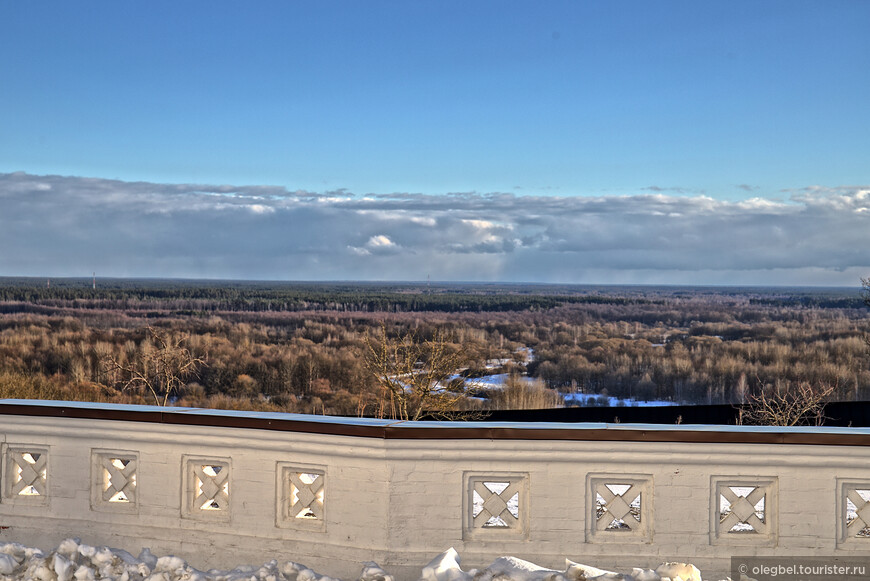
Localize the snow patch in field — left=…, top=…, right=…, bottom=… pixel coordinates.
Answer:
left=563, top=393, right=678, bottom=407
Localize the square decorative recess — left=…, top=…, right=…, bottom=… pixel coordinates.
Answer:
left=710, top=476, right=777, bottom=546
left=837, top=479, right=870, bottom=548
left=276, top=463, right=326, bottom=531
left=91, top=450, right=138, bottom=513
left=586, top=474, right=653, bottom=543
left=182, top=456, right=231, bottom=521
left=2, top=444, right=49, bottom=505
left=463, top=472, right=529, bottom=540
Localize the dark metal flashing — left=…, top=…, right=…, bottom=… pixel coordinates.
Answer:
left=3, top=401, right=870, bottom=446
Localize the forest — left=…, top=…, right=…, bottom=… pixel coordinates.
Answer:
left=0, top=277, right=868, bottom=418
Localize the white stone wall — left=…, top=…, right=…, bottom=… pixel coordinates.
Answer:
left=3, top=409, right=870, bottom=580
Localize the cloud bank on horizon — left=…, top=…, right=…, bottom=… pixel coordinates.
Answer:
left=2, top=172, right=868, bottom=286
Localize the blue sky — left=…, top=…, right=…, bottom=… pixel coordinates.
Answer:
left=1, top=1, right=869, bottom=284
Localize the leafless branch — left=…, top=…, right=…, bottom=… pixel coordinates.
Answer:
left=362, top=324, right=478, bottom=421
left=102, top=326, right=205, bottom=406
left=738, top=381, right=835, bottom=426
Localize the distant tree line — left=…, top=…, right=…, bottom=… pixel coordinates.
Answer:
left=0, top=281, right=641, bottom=314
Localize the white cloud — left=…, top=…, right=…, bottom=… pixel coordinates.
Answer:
left=1, top=172, right=869, bottom=285
left=462, top=219, right=496, bottom=229
left=348, top=235, right=401, bottom=257
left=366, top=235, right=396, bottom=249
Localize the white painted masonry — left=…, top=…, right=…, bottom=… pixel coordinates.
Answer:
left=2, top=400, right=870, bottom=580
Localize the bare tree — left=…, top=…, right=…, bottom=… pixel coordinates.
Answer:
left=738, top=381, right=835, bottom=426
left=362, top=325, right=476, bottom=421
left=103, top=326, right=205, bottom=406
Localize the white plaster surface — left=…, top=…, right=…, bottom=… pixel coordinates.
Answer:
left=2, top=401, right=870, bottom=580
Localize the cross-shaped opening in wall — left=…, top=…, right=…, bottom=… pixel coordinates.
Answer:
left=846, top=489, right=870, bottom=537
left=596, top=483, right=642, bottom=531
left=12, top=452, right=46, bottom=496
left=289, top=472, right=324, bottom=519
left=103, top=457, right=136, bottom=503
left=472, top=481, right=520, bottom=528
left=720, top=486, right=765, bottom=533
left=195, top=464, right=229, bottom=511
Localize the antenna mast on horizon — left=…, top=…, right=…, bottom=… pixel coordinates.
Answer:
left=93, top=272, right=96, bottom=290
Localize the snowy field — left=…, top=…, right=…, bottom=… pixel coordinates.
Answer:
left=0, top=539, right=717, bottom=581
left=562, top=393, right=678, bottom=407
left=464, top=374, right=679, bottom=408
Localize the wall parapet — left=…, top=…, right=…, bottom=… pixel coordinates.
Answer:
left=3, top=399, right=870, bottom=445
left=2, top=399, right=870, bottom=580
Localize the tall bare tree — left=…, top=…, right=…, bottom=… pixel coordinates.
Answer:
left=103, top=326, right=204, bottom=406
left=362, top=325, right=475, bottom=421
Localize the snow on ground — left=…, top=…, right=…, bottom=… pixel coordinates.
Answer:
left=483, top=359, right=511, bottom=370
left=456, top=372, right=678, bottom=407
left=0, top=539, right=721, bottom=581
left=467, top=374, right=537, bottom=390
left=562, top=393, right=679, bottom=407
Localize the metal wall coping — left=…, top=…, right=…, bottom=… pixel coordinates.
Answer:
left=3, top=399, right=870, bottom=445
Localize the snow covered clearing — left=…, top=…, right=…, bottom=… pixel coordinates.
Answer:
left=0, top=539, right=720, bottom=581
left=562, top=393, right=678, bottom=407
